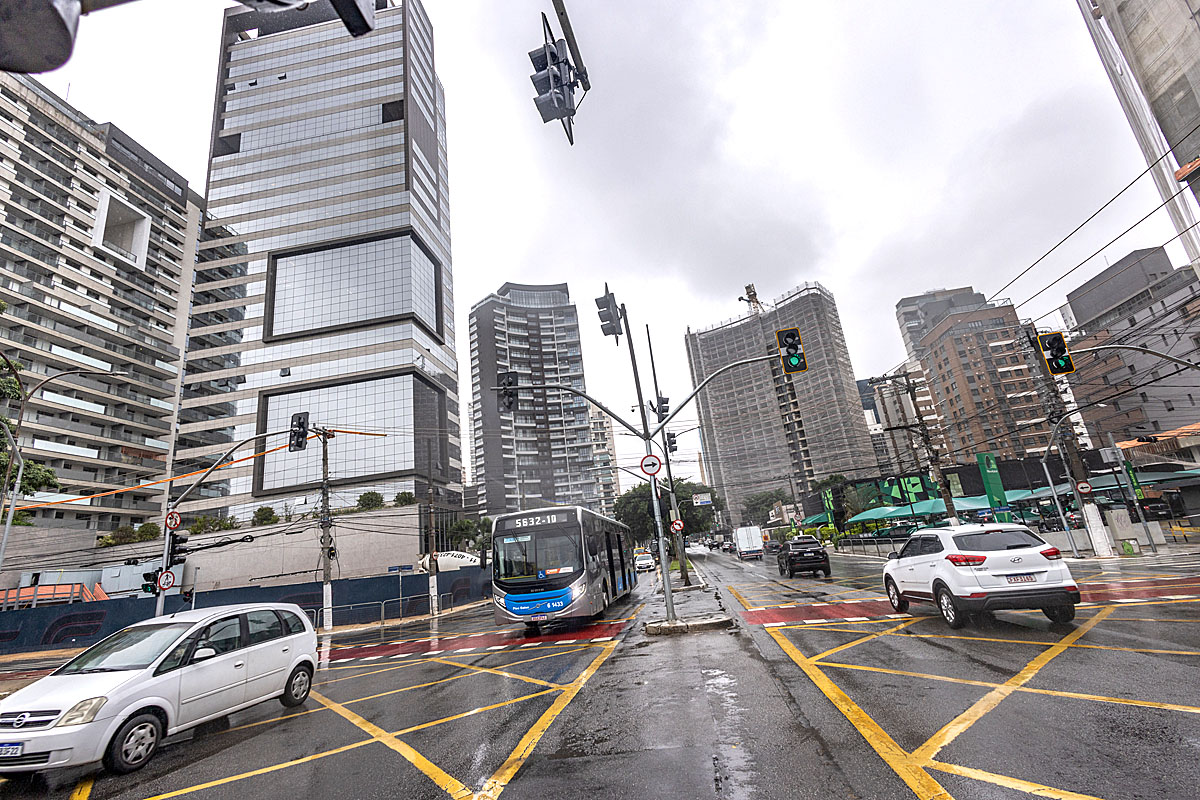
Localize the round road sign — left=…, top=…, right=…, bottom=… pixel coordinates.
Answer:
left=670, top=519, right=684, bottom=533
left=157, top=569, right=176, bottom=592
left=640, top=454, right=662, bottom=476
left=1076, top=481, right=1093, bottom=495
left=164, top=511, right=182, bottom=531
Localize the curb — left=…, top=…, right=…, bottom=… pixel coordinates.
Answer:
left=644, top=613, right=733, bottom=635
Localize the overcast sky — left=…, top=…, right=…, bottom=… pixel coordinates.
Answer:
left=32, top=0, right=1197, bottom=484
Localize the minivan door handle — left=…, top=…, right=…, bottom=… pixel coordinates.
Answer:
left=282, top=647, right=290, bottom=653
left=233, top=661, right=245, bottom=669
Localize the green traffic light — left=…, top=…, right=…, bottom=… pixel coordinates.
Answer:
left=788, top=355, right=801, bottom=366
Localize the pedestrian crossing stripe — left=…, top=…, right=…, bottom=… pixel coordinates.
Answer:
left=327, top=636, right=625, bottom=664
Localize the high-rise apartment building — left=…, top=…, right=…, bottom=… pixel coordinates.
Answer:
left=469, top=283, right=611, bottom=516
left=1079, top=0, right=1200, bottom=263
left=176, top=0, right=459, bottom=521
left=917, top=302, right=1053, bottom=460
left=1064, top=247, right=1200, bottom=443
left=685, top=283, right=875, bottom=527
left=590, top=409, right=619, bottom=517
left=0, top=74, right=199, bottom=532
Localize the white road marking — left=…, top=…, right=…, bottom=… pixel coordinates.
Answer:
left=359, top=656, right=382, bottom=661
left=454, top=648, right=477, bottom=653
left=520, top=642, right=539, bottom=647
left=764, top=622, right=785, bottom=627
left=486, top=645, right=508, bottom=650
left=591, top=636, right=614, bottom=642
left=390, top=653, right=411, bottom=659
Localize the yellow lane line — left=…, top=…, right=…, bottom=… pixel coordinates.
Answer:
left=766, top=628, right=952, bottom=800
left=223, top=706, right=324, bottom=735
left=426, top=652, right=582, bottom=691
left=817, top=660, right=1200, bottom=715
left=911, top=606, right=1113, bottom=764
left=68, top=777, right=93, bottom=800
left=1106, top=616, right=1200, bottom=623
left=776, top=617, right=932, bottom=630
left=389, top=688, right=558, bottom=737
left=727, top=585, right=753, bottom=610
left=808, top=619, right=922, bottom=663
left=890, top=631, right=1200, bottom=657
left=312, top=690, right=475, bottom=799
left=476, top=641, right=618, bottom=800
left=320, top=655, right=440, bottom=677
left=141, top=739, right=378, bottom=800
left=927, top=760, right=1106, bottom=800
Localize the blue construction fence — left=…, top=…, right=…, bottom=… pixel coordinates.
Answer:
left=0, top=566, right=492, bottom=656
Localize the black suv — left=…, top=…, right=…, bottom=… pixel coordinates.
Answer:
left=778, top=536, right=830, bottom=578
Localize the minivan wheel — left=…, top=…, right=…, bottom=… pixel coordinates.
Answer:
left=103, top=712, right=162, bottom=774
left=885, top=579, right=909, bottom=613
left=1043, top=605, right=1076, bottom=624
left=937, top=587, right=967, bottom=629
left=280, top=664, right=313, bottom=707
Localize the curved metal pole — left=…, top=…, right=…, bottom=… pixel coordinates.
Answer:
left=1073, top=344, right=1200, bottom=373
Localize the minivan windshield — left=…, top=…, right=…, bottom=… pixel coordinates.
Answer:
left=952, top=528, right=1044, bottom=552
left=58, top=622, right=195, bottom=675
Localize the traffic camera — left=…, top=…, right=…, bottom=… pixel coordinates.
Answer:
left=498, top=371, right=519, bottom=412
left=289, top=412, right=310, bottom=452
left=595, top=285, right=622, bottom=342
left=1037, top=332, right=1076, bottom=375
left=775, top=328, right=808, bottom=374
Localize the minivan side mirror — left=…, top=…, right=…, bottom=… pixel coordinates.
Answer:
left=887, top=552, right=899, bottom=560
left=192, top=646, right=218, bottom=663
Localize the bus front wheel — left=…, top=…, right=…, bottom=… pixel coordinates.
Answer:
left=524, top=622, right=540, bottom=635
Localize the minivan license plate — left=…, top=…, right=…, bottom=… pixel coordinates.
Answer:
left=1006, top=574, right=1036, bottom=584
left=530, top=614, right=549, bottom=621
left=0, top=743, right=23, bottom=757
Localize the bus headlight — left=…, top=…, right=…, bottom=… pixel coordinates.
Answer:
left=571, top=584, right=585, bottom=599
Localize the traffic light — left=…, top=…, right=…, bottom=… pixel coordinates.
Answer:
left=529, top=36, right=575, bottom=123
left=498, top=371, right=519, bottom=412
left=595, top=285, right=622, bottom=342
left=776, top=328, right=808, bottom=374
left=666, top=432, right=678, bottom=454
left=655, top=396, right=670, bottom=423
left=289, top=412, right=310, bottom=452
left=1038, top=332, right=1076, bottom=375
left=141, top=569, right=160, bottom=596
left=167, top=532, right=189, bottom=568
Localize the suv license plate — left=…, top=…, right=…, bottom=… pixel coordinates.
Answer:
left=530, top=614, right=549, bottom=621
left=1006, top=574, right=1036, bottom=584
left=0, top=743, right=23, bottom=757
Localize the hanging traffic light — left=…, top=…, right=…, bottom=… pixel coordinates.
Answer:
left=655, top=396, right=670, bottom=423
left=776, top=328, right=808, bottom=374
left=595, top=284, right=622, bottom=342
left=1038, top=332, right=1076, bottom=375
left=529, top=34, right=575, bottom=123
left=666, top=432, right=678, bottom=454
left=498, top=371, right=519, bottom=412
left=289, top=412, right=310, bottom=452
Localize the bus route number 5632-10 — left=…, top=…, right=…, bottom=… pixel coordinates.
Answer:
left=512, top=514, right=561, bottom=528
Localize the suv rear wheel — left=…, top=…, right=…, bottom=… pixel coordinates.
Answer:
left=1043, top=605, right=1076, bottom=624
left=936, top=587, right=966, bottom=629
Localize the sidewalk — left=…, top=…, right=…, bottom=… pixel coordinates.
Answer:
left=642, top=561, right=732, bottom=634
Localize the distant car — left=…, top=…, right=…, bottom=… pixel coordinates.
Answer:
left=764, top=541, right=782, bottom=555
left=634, top=554, right=655, bottom=572
left=721, top=541, right=735, bottom=553
left=871, top=524, right=917, bottom=539
left=779, top=536, right=830, bottom=578
left=882, top=524, right=1079, bottom=629
left=0, top=603, right=317, bottom=776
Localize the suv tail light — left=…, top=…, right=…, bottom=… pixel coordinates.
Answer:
left=945, top=553, right=987, bottom=566
left=1040, top=547, right=1062, bottom=560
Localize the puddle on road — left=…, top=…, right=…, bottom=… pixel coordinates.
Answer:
left=702, top=666, right=755, bottom=799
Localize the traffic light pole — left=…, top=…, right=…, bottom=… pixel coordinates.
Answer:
left=318, top=428, right=335, bottom=631
left=646, top=325, right=689, bottom=586
left=154, top=428, right=292, bottom=616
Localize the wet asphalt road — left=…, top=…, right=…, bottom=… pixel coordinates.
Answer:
left=1, top=545, right=1199, bottom=799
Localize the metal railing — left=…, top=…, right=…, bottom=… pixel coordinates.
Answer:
left=318, top=592, right=459, bottom=630
left=834, top=536, right=912, bottom=558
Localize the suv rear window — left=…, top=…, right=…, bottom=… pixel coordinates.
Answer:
left=953, top=528, right=1044, bottom=552
left=789, top=538, right=819, bottom=549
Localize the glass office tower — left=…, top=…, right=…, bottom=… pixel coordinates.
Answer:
left=175, top=0, right=459, bottom=521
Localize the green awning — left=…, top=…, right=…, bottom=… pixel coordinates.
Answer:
left=801, top=511, right=831, bottom=526
left=845, top=506, right=902, bottom=524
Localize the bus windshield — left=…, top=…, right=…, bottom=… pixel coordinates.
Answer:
left=494, top=525, right=582, bottom=584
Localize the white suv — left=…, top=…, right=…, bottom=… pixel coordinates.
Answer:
left=881, top=524, right=1080, bottom=628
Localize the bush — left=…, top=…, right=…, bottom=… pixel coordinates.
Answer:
left=110, top=525, right=138, bottom=545
left=394, top=491, right=417, bottom=507
left=358, top=491, right=384, bottom=511
left=253, top=506, right=279, bottom=526
left=136, top=522, right=160, bottom=540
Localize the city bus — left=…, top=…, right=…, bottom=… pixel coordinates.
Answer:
left=491, top=506, right=636, bottom=631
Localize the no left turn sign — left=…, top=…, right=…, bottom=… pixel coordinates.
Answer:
left=640, top=454, right=662, bottom=476
left=670, top=519, right=684, bottom=533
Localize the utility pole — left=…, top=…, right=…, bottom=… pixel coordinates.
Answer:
left=427, top=482, right=439, bottom=617
left=318, top=428, right=334, bottom=632
left=646, top=325, right=689, bottom=586
left=1107, top=432, right=1157, bottom=553
left=870, top=373, right=958, bottom=523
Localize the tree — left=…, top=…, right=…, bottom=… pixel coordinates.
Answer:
left=0, top=356, right=59, bottom=497
left=448, top=519, right=477, bottom=548
left=252, top=506, right=279, bottom=526
left=136, top=522, right=160, bottom=539
left=394, top=491, right=417, bottom=506
left=741, top=489, right=789, bottom=527
left=614, top=480, right=724, bottom=543
left=812, top=474, right=848, bottom=491
left=358, top=491, right=384, bottom=510
left=189, top=514, right=240, bottom=534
